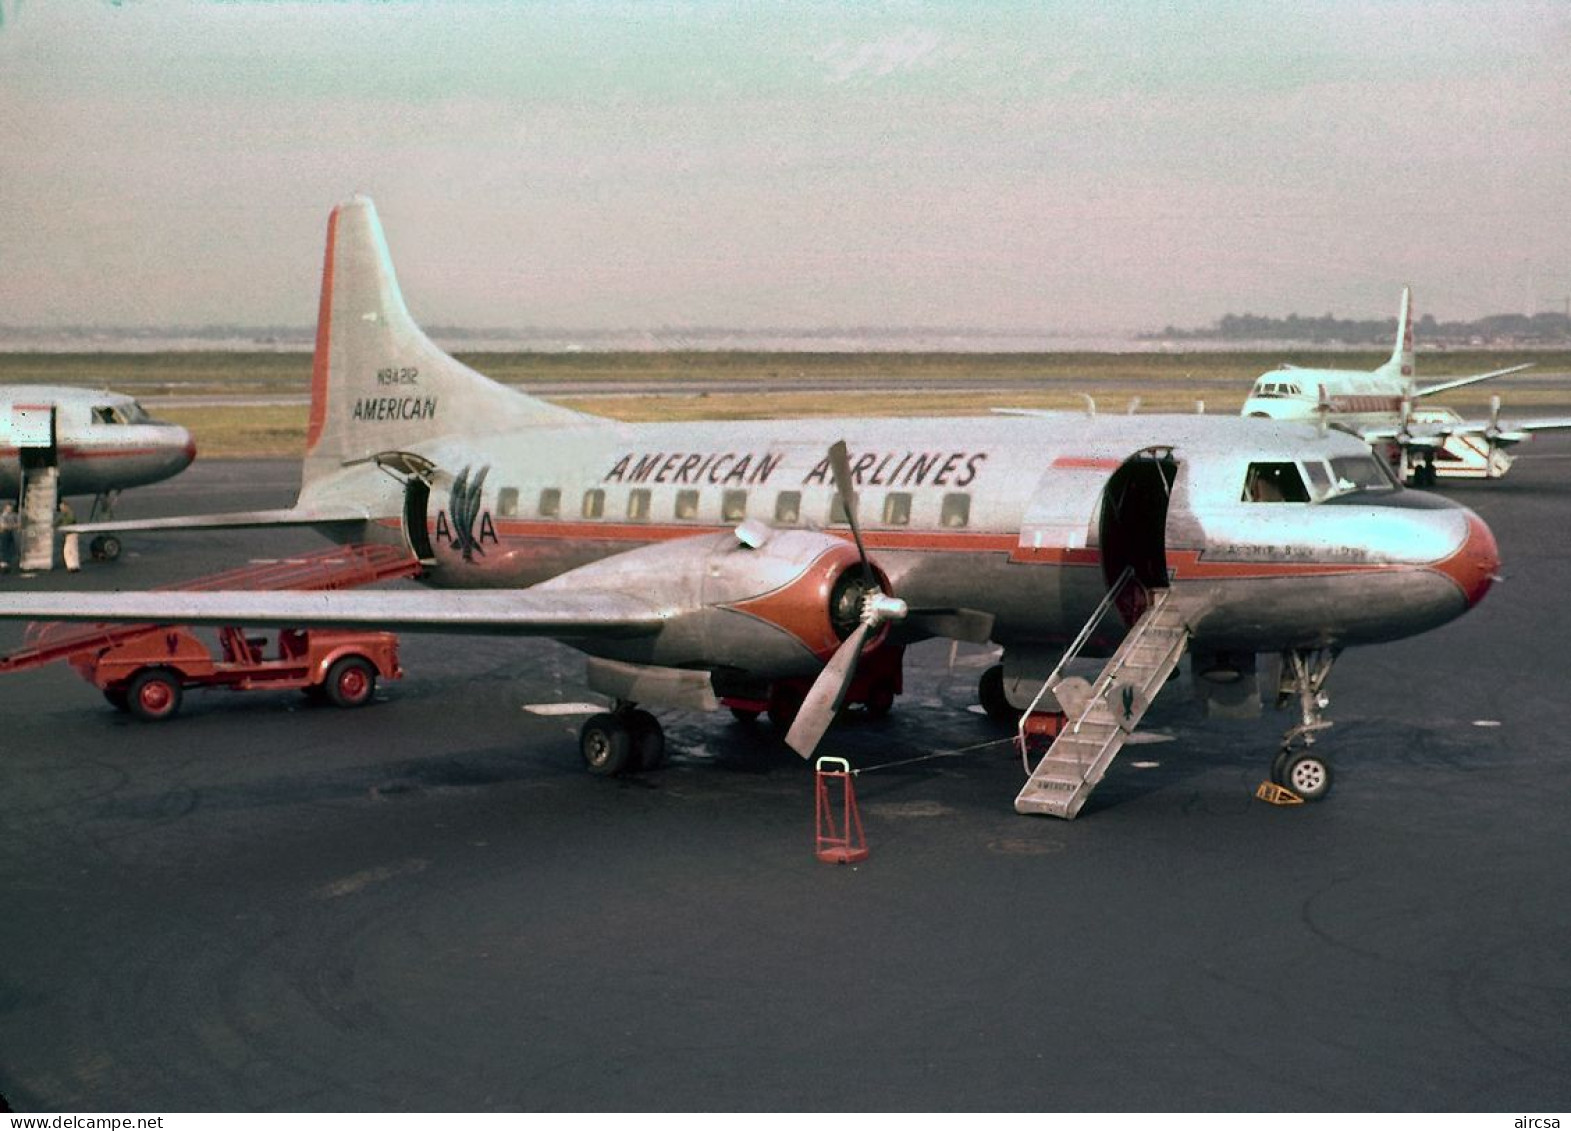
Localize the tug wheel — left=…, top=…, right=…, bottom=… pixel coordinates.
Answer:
left=128, top=669, right=182, bottom=722
left=324, top=656, right=377, bottom=708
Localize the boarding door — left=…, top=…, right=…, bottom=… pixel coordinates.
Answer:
left=1097, top=448, right=1178, bottom=623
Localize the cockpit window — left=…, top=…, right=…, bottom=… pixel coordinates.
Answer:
left=1301, top=460, right=1333, bottom=500
left=1251, top=381, right=1303, bottom=399
left=1242, top=462, right=1310, bottom=503
left=1328, top=454, right=1399, bottom=494
left=92, top=402, right=154, bottom=425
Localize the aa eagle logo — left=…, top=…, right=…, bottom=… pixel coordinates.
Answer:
left=434, top=464, right=498, bottom=561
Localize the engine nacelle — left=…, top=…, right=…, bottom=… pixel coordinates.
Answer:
left=531, top=526, right=889, bottom=678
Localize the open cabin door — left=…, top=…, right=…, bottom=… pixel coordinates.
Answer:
left=371, top=451, right=437, bottom=565
left=1098, top=447, right=1177, bottom=592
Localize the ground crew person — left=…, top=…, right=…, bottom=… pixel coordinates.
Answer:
left=0, top=502, right=17, bottom=572
left=57, top=499, right=80, bottom=573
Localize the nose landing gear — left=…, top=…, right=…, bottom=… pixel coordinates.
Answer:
left=1268, top=647, right=1341, bottom=801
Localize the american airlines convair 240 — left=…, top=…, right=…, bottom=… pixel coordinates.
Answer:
left=0, top=198, right=1502, bottom=818
left=1, top=385, right=196, bottom=561
left=1240, top=287, right=1571, bottom=486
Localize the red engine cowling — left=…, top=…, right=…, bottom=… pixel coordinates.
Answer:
left=531, top=527, right=892, bottom=678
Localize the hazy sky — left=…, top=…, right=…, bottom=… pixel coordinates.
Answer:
left=3, top=0, right=1569, bottom=335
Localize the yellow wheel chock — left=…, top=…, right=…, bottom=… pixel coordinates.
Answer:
left=1255, top=781, right=1304, bottom=806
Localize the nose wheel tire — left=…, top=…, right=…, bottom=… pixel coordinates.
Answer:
left=89, top=535, right=122, bottom=562
left=1276, top=750, right=1334, bottom=802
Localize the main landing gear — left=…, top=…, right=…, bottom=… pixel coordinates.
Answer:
left=579, top=703, right=668, bottom=777
left=1268, top=646, right=1341, bottom=801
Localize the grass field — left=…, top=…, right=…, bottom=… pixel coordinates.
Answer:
left=4, top=350, right=1568, bottom=458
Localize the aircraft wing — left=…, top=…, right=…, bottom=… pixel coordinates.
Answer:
left=0, top=588, right=666, bottom=639
left=1360, top=415, right=1571, bottom=448
left=64, top=506, right=376, bottom=537
left=1414, top=362, right=1534, bottom=398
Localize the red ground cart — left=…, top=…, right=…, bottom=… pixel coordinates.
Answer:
left=0, top=544, right=420, bottom=721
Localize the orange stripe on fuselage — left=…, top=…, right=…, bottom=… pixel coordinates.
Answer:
left=306, top=206, right=339, bottom=453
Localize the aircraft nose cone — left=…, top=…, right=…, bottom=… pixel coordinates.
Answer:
left=1435, top=511, right=1500, bottom=608
left=180, top=431, right=197, bottom=467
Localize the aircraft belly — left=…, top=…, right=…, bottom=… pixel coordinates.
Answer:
left=1182, top=570, right=1465, bottom=650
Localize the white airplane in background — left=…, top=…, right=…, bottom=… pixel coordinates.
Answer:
left=1, top=385, right=196, bottom=559
left=1240, top=287, right=1570, bottom=486
left=0, top=198, right=1502, bottom=818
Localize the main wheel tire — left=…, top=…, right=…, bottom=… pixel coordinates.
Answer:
left=128, top=669, right=182, bottom=722
left=324, top=656, right=377, bottom=708
left=1270, top=748, right=1291, bottom=785
left=627, top=709, right=667, bottom=771
left=580, top=713, right=633, bottom=776
left=767, top=686, right=802, bottom=731
left=863, top=684, right=896, bottom=719
left=978, top=664, right=1016, bottom=724
left=1281, top=750, right=1334, bottom=801
left=729, top=707, right=761, bottom=724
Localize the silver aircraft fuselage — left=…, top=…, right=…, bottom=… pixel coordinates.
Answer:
left=303, top=411, right=1497, bottom=660
left=0, top=385, right=196, bottom=497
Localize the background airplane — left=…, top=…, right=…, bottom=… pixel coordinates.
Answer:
left=1239, top=287, right=1570, bottom=485
left=0, top=384, right=196, bottom=563
left=1, top=198, right=1501, bottom=817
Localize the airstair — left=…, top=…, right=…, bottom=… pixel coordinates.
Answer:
left=18, top=465, right=60, bottom=571
left=1014, top=572, right=1199, bottom=819
left=0, top=544, right=421, bottom=674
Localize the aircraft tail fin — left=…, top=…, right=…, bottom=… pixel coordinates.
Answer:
left=303, top=196, right=599, bottom=489
left=1378, top=285, right=1415, bottom=387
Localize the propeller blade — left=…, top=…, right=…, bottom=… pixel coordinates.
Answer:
left=1489, top=394, right=1502, bottom=434
left=827, top=440, right=873, bottom=586
left=784, top=621, right=871, bottom=759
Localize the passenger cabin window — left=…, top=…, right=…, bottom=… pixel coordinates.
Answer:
left=582, top=489, right=605, bottom=519
left=721, top=490, right=747, bottom=522
left=627, top=489, right=652, bottom=521
left=675, top=489, right=700, bottom=520
left=1242, top=462, right=1310, bottom=503
left=775, top=491, right=801, bottom=525
left=829, top=491, right=857, bottom=525
left=538, top=488, right=561, bottom=518
left=497, top=487, right=519, bottom=518
left=882, top=492, right=912, bottom=526
left=940, top=493, right=971, bottom=528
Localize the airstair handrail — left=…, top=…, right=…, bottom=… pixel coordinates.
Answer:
left=1015, top=565, right=1141, bottom=758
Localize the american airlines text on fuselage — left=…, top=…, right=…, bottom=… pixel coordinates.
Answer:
left=602, top=450, right=989, bottom=489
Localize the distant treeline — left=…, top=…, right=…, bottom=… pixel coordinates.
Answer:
left=1147, top=311, right=1571, bottom=345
